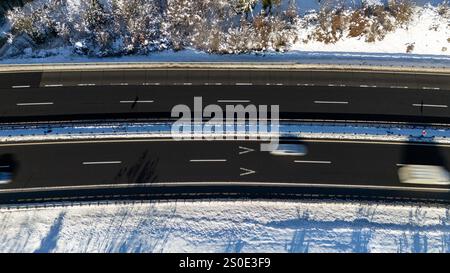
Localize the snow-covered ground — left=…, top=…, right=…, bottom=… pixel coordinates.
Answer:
left=1, top=1, right=450, bottom=253
left=1, top=200, right=450, bottom=253
left=294, top=5, right=450, bottom=55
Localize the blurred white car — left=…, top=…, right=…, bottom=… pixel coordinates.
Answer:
left=0, top=170, right=12, bottom=185
left=398, top=165, right=450, bottom=185
left=270, top=143, right=308, bottom=156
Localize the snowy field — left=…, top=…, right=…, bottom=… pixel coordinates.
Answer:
left=1, top=200, right=450, bottom=253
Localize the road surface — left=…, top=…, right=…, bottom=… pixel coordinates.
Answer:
left=0, top=69, right=450, bottom=123
left=1, top=138, right=450, bottom=204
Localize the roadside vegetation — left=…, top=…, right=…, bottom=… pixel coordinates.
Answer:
left=1, top=0, right=448, bottom=57
left=308, top=0, right=414, bottom=44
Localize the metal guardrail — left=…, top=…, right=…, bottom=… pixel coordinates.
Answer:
left=1, top=62, right=450, bottom=74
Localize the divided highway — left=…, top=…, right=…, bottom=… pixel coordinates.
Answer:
left=1, top=138, right=450, bottom=204
left=0, top=69, right=450, bottom=123
left=1, top=67, right=450, bottom=204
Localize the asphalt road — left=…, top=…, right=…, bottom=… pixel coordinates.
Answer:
left=1, top=70, right=450, bottom=123
left=1, top=138, right=450, bottom=204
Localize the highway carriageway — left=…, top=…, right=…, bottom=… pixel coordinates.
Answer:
left=1, top=138, right=450, bottom=204
left=0, top=69, right=450, bottom=123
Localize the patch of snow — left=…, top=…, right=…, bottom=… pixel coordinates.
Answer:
left=294, top=6, right=450, bottom=55
left=1, top=48, right=450, bottom=67
left=0, top=121, right=449, bottom=145
left=1, top=200, right=450, bottom=253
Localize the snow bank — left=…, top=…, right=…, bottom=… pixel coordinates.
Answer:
left=1, top=121, right=450, bottom=144
left=1, top=200, right=450, bottom=253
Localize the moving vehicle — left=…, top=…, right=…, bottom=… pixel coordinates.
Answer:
left=0, top=170, right=12, bottom=185
left=398, top=164, right=450, bottom=186
left=270, top=143, right=308, bottom=156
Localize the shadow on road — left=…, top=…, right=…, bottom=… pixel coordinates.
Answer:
left=114, top=150, right=159, bottom=184
left=0, top=153, right=19, bottom=180
left=400, top=136, right=448, bottom=168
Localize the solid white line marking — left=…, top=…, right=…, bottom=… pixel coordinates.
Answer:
left=16, top=102, right=54, bottom=106
left=3, top=138, right=450, bottom=148
left=189, top=159, right=227, bottom=162
left=0, top=165, right=10, bottom=168
left=390, top=86, right=409, bottom=89
left=217, top=100, right=251, bottom=103
left=297, top=83, right=314, bottom=86
left=412, top=103, right=448, bottom=108
left=78, top=83, right=96, bottom=86
left=45, top=84, right=63, bottom=87
left=183, top=83, right=192, bottom=85
left=2, top=181, right=450, bottom=194
left=119, top=100, right=154, bottom=104
left=12, top=85, right=30, bottom=89
left=235, top=83, right=253, bottom=86
left=314, top=100, right=349, bottom=104
left=82, top=161, right=122, bottom=165
left=294, top=160, right=332, bottom=164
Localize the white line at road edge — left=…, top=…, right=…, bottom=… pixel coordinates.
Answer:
left=2, top=181, right=450, bottom=194
left=16, top=102, right=54, bottom=106
left=189, top=159, right=227, bottom=162
left=12, top=85, right=30, bottom=89
left=82, top=161, right=122, bottom=165
left=294, top=160, right=332, bottom=164
left=412, top=103, right=448, bottom=108
left=3, top=138, right=450, bottom=148
left=314, top=101, right=349, bottom=105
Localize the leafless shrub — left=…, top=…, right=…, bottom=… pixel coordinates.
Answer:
left=406, top=42, right=414, bottom=53
left=313, top=9, right=346, bottom=44
left=387, top=0, right=413, bottom=26
left=311, top=0, right=411, bottom=44
left=437, top=0, right=449, bottom=18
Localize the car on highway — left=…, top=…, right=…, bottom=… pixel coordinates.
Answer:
left=398, top=164, right=450, bottom=186
left=270, top=143, right=308, bottom=156
left=0, top=170, right=12, bottom=185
